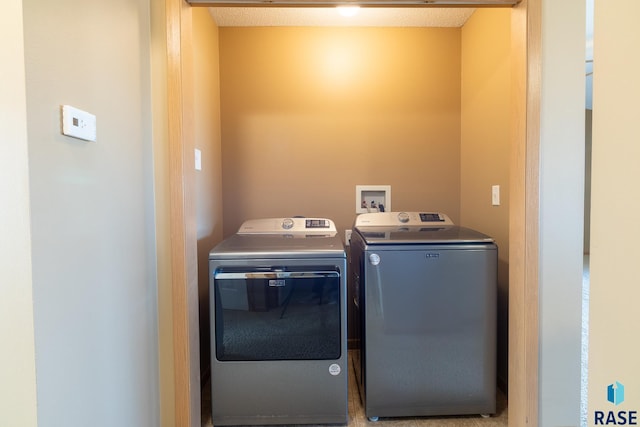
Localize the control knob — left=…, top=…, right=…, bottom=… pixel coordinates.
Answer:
left=282, top=218, right=294, bottom=230
left=397, top=212, right=410, bottom=223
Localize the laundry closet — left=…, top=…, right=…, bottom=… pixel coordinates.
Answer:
left=191, top=4, right=511, bottom=404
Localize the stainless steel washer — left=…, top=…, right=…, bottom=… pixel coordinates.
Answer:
left=209, top=217, right=347, bottom=425
left=350, top=212, right=497, bottom=420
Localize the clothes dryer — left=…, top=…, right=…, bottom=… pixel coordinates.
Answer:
left=209, top=217, right=347, bottom=425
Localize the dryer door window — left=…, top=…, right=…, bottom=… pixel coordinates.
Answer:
left=213, top=267, right=341, bottom=361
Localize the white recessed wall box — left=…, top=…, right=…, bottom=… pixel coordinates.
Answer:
left=61, top=105, right=97, bottom=142
left=356, top=185, right=391, bottom=214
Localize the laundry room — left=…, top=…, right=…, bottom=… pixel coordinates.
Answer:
left=191, top=4, right=511, bottom=423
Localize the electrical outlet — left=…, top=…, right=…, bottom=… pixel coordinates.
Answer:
left=345, top=229, right=352, bottom=245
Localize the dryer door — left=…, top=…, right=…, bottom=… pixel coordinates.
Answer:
left=213, top=267, right=342, bottom=361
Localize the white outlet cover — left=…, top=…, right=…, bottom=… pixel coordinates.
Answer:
left=61, top=105, right=96, bottom=142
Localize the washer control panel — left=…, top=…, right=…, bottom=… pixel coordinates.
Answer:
left=419, top=213, right=447, bottom=222
left=355, top=212, right=454, bottom=227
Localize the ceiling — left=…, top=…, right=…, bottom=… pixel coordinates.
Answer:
left=209, top=7, right=477, bottom=27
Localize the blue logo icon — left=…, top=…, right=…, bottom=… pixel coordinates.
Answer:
left=608, top=382, right=625, bottom=406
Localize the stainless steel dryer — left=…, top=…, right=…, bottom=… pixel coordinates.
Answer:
left=209, top=217, right=347, bottom=426
left=350, top=212, right=497, bottom=420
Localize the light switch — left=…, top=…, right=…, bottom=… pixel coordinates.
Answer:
left=195, top=149, right=202, bottom=171
left=492, top=185, right=500, bottom=206
left=61, top=105, right=96, bottom=142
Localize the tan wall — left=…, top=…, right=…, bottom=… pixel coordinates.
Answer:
left=460, top=8, right=511, bottom=390
left=219, top=27, right=462, bottom=238
left=193, top=8, right=224, bottom=378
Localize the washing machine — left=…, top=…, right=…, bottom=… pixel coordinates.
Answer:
left=350, top=212, right=497, bottom=420
left=209, top=217, right=348, bottom=426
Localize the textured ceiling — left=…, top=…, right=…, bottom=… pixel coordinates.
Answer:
left=209, top=7, right=476, bottom=27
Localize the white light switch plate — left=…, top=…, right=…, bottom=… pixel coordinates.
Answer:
left=195, top=148, right=202, bottom=171
left=61, top=105, right=96, bottom=142
left=492, top=185, right=500, bottom=206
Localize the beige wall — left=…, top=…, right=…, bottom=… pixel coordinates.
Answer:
left=538, top=0, right=585, bottom=423
left=589, top=0, right=640, bottom=421
left=22, top=0, right=160, bottom=425
left=193, top=8, right=224, bottom=378
left=460, top=7, right=511, bottom=391
left=0, top=1, right=38, bottom=425
left=219, top=27, right=462, bottom=237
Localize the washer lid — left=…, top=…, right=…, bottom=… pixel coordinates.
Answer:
left=355, top=225, right=494, bottom=245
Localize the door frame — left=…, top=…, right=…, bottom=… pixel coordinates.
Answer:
left=165, top=0, right=199, bottom=426
left=164, top=1, right=542, bottom=426
left=509, top=0, right=540, bottom=425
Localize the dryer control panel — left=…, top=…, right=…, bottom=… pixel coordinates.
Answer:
left=355, top=212, right=454, bottom=227
left=238, top=217, right=338, bottom=235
